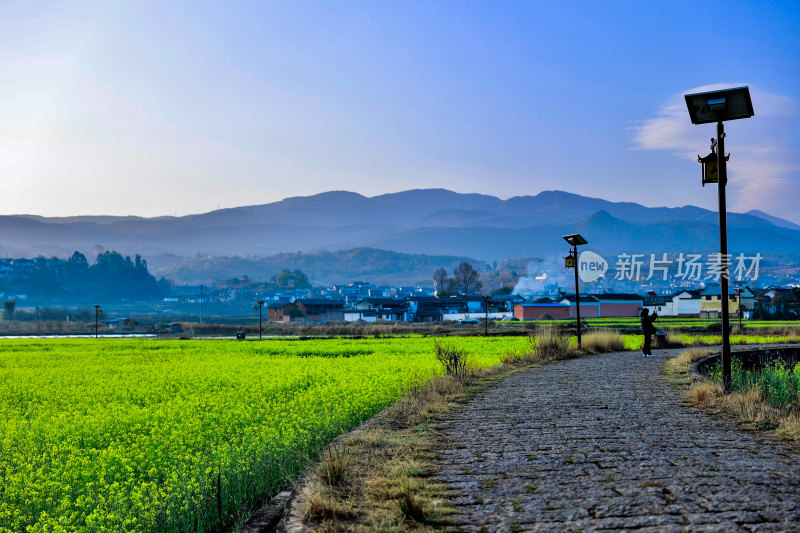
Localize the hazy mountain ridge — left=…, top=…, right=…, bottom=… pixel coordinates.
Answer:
left=2, top=190, right=799, bottom=281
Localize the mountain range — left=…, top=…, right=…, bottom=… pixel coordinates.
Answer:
left=2, top=189, right=799, bottom=284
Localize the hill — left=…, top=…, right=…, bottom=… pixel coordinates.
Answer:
left=3, top=189, right=800, bottom=284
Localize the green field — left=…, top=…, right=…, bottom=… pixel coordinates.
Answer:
left=529, top=317, right=800, bottom=331
left=0, top=337, right=529, bottom=533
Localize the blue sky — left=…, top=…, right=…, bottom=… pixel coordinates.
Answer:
left=1, top=1, right=798, bottom=220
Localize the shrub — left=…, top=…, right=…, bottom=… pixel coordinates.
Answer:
left=760, top=362, right=799, bottom=408
left=433, top=341, right=469, bottom=380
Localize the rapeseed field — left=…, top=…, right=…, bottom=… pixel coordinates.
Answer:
left=0, top=337, right=527, bottom=532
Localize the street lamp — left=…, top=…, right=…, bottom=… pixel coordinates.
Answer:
left=93, top=304, right=101, bottom=338
left=685, top=86, right=754, bottom=394
left=563, top=233, right=588, bottom=348
left=257, top=300, right=265, bottom=340
left=735, top=288, right=744, bottom=330
left=483, top=295, right=490, bottom=337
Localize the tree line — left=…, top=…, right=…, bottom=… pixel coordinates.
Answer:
left=0, top=251, right=167, bottom=306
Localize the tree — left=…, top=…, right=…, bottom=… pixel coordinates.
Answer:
left=273, top=269, right=311, bottom=290
left=433, top=267, right=449, bottom=295
left=452, top=261, right=482, bottom=295
left=2, top=299, right=15, bottom=320
left=491, top=286, right=513, bottom=296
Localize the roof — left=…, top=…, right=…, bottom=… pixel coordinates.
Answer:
left=490, top=295, right=526, bottom=302
left=358, top=297, right=403, bottom=306
left=268, top=301, right=295, bottom=309
left=560, top=294, right=600, bottom=303
left=644, top=295, right=671, bottom=306
left=673, top=290, right=702, bottom=299
left=297, top=298, right=344, bottom=305
left=591, top=293, right=644, bottom=301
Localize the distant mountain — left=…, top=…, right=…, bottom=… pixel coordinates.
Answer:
left=2, top=189, right=800, bottom=283
left=746, top=210, right=800, bottom=231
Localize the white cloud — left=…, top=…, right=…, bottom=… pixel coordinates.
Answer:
left=631, top=84, right=800, bottom=223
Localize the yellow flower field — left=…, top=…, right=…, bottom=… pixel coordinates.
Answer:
left=0, top=337, right=527, bottom=532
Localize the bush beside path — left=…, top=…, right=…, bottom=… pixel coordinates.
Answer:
left=436, top=348, right=800, bottom=532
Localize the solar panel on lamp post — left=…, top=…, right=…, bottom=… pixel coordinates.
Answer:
left=685, top=86, right=754, bottom=394
left=563, top=233, right=588, bottom=348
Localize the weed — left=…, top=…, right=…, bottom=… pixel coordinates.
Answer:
left=396, top=479, right=426, bottom=523
left=318, top=447, right=351, bottom=488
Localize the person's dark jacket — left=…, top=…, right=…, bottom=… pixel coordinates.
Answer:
left=641, top=311, right=657, bottom=335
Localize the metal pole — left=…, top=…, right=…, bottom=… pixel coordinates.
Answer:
left=573, top=244, right=582, bottom=348
left=738, top=293, right=743, bottom=330
left=259, top=302, right=263, bottom=340
left=717, top=121, right=732, bottom=394
left=200, top=285, right=204, bottom=324
left=95, top=307, right=98, bottom=338
left=484, top=297, right=489, bottom=337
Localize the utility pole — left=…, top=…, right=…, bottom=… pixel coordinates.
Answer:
left=257, top=300, right=265, bottom=340
left=483, top=295, right=490, bottom=337
left=93, top=304, right=101, bottom=338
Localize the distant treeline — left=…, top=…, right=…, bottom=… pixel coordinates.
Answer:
left=0, top=251, right=168, bottom=302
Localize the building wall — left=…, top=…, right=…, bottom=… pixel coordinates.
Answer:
left=514, top=304, right=571, bottom=320
left=441, top=312, right=513, bottom=322
left=674, top=296, right=702, bottom=316
left=570, top=303, right=600, bottom=318
left=304, top=311, right=344, bottom=323
left=598, top=302, right=641, bottom=318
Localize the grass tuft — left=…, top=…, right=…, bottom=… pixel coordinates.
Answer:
left=580, top=328, right=625, bottom=354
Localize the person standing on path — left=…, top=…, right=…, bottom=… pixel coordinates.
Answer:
left=640, top=308, right=657, bottom=356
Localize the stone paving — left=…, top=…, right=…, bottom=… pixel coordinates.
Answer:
left=436, top=349, right=800, bottom=532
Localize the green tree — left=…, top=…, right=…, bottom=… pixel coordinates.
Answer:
left=273, top=269, right=311, bottom=290
left=2, top=299, right=16, bottom=320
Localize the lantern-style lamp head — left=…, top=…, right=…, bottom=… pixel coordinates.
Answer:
left=564, top=252, right=576, bottom=269
left=684, top=87, right=754, bottom=125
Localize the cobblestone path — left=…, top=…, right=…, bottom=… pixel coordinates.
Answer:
left=436, top=350, right=800, bottom=532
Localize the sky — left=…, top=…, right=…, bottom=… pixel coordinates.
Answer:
left=1, top=1, right=799, bottom=221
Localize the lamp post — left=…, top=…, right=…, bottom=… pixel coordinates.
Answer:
left=685, top=86, right=754, bottom=394
left=483, top=295, right=490, bottom=337
left=257, top=300, right=265, bottom=340
left=199, top=284, right=204, bottom=324
left=93, top=304, right=101, bottom=338
left=563, top=233, right=588, bottom=348
left=735, top=288, right=744, bottom=330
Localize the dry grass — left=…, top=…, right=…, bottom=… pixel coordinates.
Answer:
left=666, top=347, right=800, bottom=442
left=529, top=323, right=571, bottom=361
left=579, top=328, right=625, bottom=354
